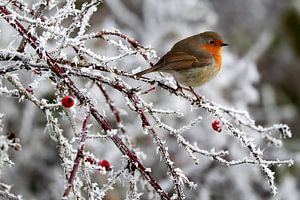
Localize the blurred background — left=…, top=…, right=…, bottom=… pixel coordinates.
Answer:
left=1, top=0, right=300, bottom=199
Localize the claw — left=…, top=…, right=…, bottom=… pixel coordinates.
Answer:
left=175, top=81, right=184, bottom=93
left=188, top=86, right=202, bottom=102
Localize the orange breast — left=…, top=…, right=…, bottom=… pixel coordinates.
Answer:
left=199, top=45, right=223, bottom=72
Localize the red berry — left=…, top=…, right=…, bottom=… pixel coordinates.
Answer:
left=98, top=160, right=111, bottom=171
left=212, top=119, right=222, bottom=132
left=61, top=96, right=75, bottom=108
left=26, top=86, right=33, bottom=94
left=85, top=156, right=96, bottom=165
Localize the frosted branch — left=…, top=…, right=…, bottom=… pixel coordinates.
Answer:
left=0, top=1, right=294, bottom=199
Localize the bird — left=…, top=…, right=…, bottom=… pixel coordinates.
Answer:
left=135, top=31, right=228, bottom=92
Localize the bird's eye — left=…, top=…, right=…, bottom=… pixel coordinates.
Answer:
left=209, top=40, right=215, bottom=45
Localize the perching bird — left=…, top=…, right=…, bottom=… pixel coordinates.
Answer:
left=135, top=31, right=228, bottom=89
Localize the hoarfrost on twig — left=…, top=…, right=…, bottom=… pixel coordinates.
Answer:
left=0, top=1, right=294, bottom=199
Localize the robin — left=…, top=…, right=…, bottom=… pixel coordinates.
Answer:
left=135, top=31, right=228, bottom=93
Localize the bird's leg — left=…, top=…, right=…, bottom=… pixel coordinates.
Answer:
left=175, top=81, right=184, bottom=93
left=175, top=82, right=193, bottom=94
left=188, top=86, right=202, bottom=102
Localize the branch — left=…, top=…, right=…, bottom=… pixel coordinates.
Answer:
left=0, top=6, right=170, bottom=199
left=62, top=112, right=91, bottom=198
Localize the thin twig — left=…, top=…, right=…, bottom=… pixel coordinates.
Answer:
left=0, top=7, right=170, bottom=199
left=63, top=112, right=91, bottom=198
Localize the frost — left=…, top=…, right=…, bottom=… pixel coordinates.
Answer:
left=49, top=0, right=59, bottom=9
left=72, top=56, right=79, bottom=64
left=0, top=1, right=295, bottom=199
left=132, top=66, right=142, bottom=74
left=145, top=168, right=152, bottom=173
left=29, top=71, right=51, bottom=90
left=107, top=129, right=118, bottom=136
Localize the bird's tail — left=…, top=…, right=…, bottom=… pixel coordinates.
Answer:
left=135, top=67, right=156, bottom=77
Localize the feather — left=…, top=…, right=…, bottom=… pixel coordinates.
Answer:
left=135, top=51, right=212, bottom=76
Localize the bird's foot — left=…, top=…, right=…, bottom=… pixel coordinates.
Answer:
left=175, top=82, right=190, bottom=94
left=188, top=86, right=203, bottom=103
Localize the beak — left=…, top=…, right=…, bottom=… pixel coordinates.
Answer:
left=221, top=43, right=229, bottom=47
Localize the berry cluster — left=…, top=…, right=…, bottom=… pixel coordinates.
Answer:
left=85, top=156, right=111, bottom=171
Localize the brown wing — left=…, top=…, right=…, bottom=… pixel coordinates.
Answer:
left=135, top=51, right=212, bottom=76
left=156, top=51, right=212, bottom=70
